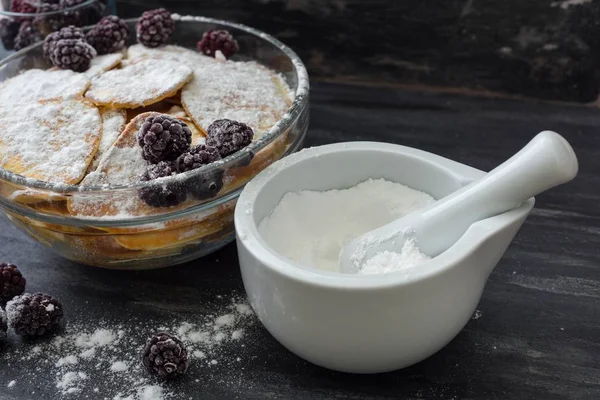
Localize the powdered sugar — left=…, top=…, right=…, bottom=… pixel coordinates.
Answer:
left=0, top=69, right=90, bottom=104
left=89, top=108, right=127, bottom=171
left=84, top=53, right=124, bottom=78
left=259, top=179, right=435, bottom=272
left=86, top=59, right=193, bottom=107
left=0, top=296, right=256, bottom=399
left=358, top=237, right=430, bottom=274
left=181, top=60, right=292, bottom=138
left=126, top=44, right=217, bottom=69
left=0, top=99, right=101, bottom=184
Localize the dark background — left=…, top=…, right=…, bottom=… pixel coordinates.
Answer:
left=0, top=1, right=598, bottom=399
left=118, top=0, right=600, bottom=103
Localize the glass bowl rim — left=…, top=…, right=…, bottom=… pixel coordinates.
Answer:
left=0, top=0, right=99, bottom=17
left=0, top=15, right=310, bottom=196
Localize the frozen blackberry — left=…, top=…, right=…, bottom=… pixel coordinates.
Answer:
left=0, top=308, right=6, bottom=338
left=43, top=25, right=85, bottom=60
left=0, top=263, right=26, bottom=303
left=6, top=293, right=63, bottom=337
left=48, top=37, right=96, bottom=72
left=86, top=15, right=129, bottom=55
left=137, top=115, right=192, bottom=164
left=206, top=119, right=254, bottom=158
left=0, top=18, right=20, bottom=50
left=139, top=162, right=186, bottom=208
left=13, top=20, right=42, bottom=51
left=136, top=8, right=174, bottom=48
left=197, top=29, right=239, bottom=58
left=175, top=145, right=224, bottom=200
left=10, top=0, right=37, bottom=14
left=142, top=332, right=189, bottom=379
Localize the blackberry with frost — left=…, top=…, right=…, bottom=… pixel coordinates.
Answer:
left=43, top=25, right=85, bottom=60
left=0, top=263, right=26, bottom=302
left=175, top=144, right=224, bottom=200
left=137, top=115, right=191, bottom=163
left=14, top=20, right=42, bottom=50
left=0, top=19, right=20, bottom=50
left=139, top=162, right=186, bottom=208
left=86, top=15, right=129, bottom=54
left=206, top=119, right=254, bottom=158
left=6, top=292, right=63, bottom=337
left=10, top=0, right=37, bottom=14
left=197, top=29, right=239, bottom=58
left=136, top=8, right=174, bottom=48
left=49, top=38, right=96, bottom=72
left=142, top=332, right=189, bottom=379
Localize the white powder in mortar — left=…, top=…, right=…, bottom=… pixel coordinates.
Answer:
left=258, top=178, right=435, bottom=273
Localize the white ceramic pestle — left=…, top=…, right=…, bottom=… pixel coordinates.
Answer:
left=339, top=131, right=579, bottom=274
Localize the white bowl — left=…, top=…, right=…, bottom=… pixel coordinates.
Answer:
left=234, top=142, right=534, bottom=374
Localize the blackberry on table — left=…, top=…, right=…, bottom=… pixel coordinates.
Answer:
left=137, top=115, right=192, bottom=164
left=141, top=332, right=189, bottom=379
left=0, top=263, right=26, bottom=303
left=6, top=293, right=64, bottom=337
left=43, top=25, right=85, bottom=60
left=136, top=8, right=174, bottom=48
left=48, top=37, right=96, bottom=72
left=86, top=15, right=129, bottom=54
left=175, top=144, right=224, bottom=200
left=206, top=119, right=254, bottom=158
left=14, top=20, right=42, bottom=51
left=197, top=29, right=239, bottom=58
left=0, top=18, right=20, bottom=50
left=139, top=162, right=186, bottom=208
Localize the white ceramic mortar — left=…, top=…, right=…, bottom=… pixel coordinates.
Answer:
left=235, top=142, right=534, bottom=373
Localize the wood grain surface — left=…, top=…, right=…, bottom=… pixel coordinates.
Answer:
left=0, top=82, right=598, bottom=399
left=117, top=0, right=600, bottom=103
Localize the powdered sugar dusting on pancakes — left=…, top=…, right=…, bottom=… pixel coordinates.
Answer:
left=181, top=60, right=293, bottom=138
left=84, top=53, right=124, bottom=78
left=126, top=44, right=217, bottom=69
left=0, top=99, right=101, bottom=184
left=85, top=59, right=193, bottom=108
left=0, top=69, right=90, bottom=104
left=89, top=108, right=127, bottom=172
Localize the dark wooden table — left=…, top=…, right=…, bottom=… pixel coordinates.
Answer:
left=0, top=81, right=598, bottom=399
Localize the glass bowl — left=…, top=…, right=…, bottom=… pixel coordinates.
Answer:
left=0, top=16, right=310, bottom=269
left=0, top=0, right=115, bottom=58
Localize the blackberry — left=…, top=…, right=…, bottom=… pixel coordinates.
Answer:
left=0, top=263, right=26, bottom=303
left=13, top=20, right=42, bottom=51
left=0, top=308, right=6, bottom=338
left=10, top=0, right=37, bottom=14
left=86, top=15, right=129, bottom=55
left=6, top=293, right=64, bottom=337
left=137, top=115, right=191, bottom=164
left=49, top=37, right=96, bottom=72
left=43, top=25, right=85, bottom=60
left=0, top=18, right=20, bottom=51
left=141, top=332, right=189, bottom=380
left=139, top=162, right=186, bottom=208
left=206, top=119, right=254, bottom=158
left=197, top=29, right=239, bottom=58
left=136, top=8, right=174, bottom=48
left=175, top=144, right=224, bottom=200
